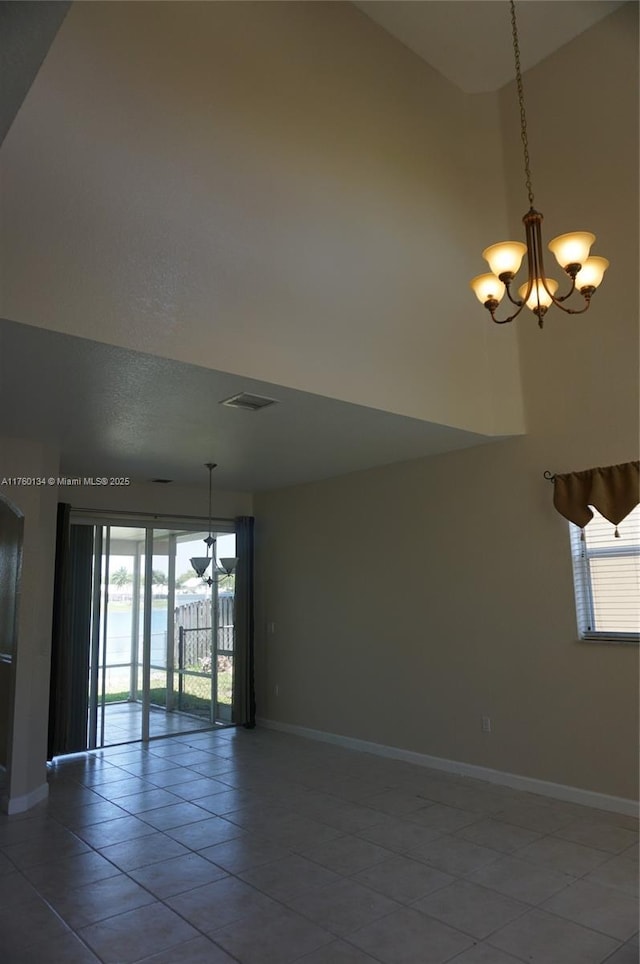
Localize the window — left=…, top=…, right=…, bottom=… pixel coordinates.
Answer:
left=570, top=504, right=640, bottom=643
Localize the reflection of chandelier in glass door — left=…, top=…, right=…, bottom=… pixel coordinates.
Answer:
left=190, top=463, right=238, bottom=586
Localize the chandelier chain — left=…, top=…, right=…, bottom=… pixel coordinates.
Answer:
left=510, top=0, right=534, bottom=207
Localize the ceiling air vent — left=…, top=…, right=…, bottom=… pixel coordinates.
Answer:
left=220, top=392, right=278, bottom=412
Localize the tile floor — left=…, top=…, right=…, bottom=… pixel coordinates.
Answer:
left=95, top=703, right=216, bottom=747
left=0, top=727, right=637, bottom=964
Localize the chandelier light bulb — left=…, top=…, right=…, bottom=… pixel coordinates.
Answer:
left=547, top=231, right=595, bottom=269
left=519, top=277, right=558, bottom=311
left=574, top=256, right=610, bottom=291
left=482, top=241, right=527, bottom=278
left=470, top=273, right=505, bottom=305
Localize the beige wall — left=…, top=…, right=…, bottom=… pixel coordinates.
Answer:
left=0, top=1, right=523, bottom=437
left=254, top=5, right=639, bottom=802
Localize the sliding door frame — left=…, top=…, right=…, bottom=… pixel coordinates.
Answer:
left=75, top=509, right=237, bottom=749
left=87, top=526, right=103, bottom=750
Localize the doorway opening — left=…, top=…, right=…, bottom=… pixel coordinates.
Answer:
left=82, top=519, right=236, bottom=748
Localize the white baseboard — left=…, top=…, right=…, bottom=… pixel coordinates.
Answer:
left=257, top=717, right=638, bottom=818
left=1, top=781, right=49, bottom=815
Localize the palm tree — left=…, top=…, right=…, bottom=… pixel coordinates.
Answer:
left=110, top=566, right=132, bottom=587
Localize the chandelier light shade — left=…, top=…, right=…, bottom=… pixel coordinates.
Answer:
left=470, top=273, right=506, bottom=306
left=190, top=462, right=238, bottom=586
left=574, top=257, right=609, bottom=292
left=547, top=232, right=595, bottom=268
left=482, top=241, right=527, bottom=278
left=190, top=557, right=212, bottom=579
left=519, top=277, right=558, bottom=311
left=470, top=1, right=609, bottom=328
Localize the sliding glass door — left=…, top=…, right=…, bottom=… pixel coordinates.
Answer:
left=84, top=520, right=236, bottom=749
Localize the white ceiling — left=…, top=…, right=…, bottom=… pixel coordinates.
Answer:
left=0, top=319, right=492, bottom=491
left=354, top=1, right=624, bottom=93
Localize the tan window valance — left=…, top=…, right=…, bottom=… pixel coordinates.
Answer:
left=552, top=460, right=640, bottom=530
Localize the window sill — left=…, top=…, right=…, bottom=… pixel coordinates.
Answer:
left=578, top=634, right=639, bottom=646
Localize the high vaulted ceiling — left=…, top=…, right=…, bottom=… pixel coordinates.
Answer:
left=0, top=2, right=623, bottom=491
left=354, top=1, right=624, bottom=93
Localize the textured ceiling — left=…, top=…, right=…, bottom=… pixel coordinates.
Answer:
left=0, top=319, right=494, bottom=491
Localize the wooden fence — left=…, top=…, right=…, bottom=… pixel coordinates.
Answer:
left=174, top=594, right=234, bottom=671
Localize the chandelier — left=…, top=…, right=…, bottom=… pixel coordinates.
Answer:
left=470, top=1, right=609, bottom=328
left=190, top=462, right=238, bottom=586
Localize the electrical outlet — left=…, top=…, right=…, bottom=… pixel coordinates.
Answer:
left=267, top=621, right=276, bottom=635
left=274, top=684, right=279, bottom=697
left=481, top=715, right=492, bottom=733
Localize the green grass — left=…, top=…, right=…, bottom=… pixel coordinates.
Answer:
left=103, top=671, right=232, bottom=716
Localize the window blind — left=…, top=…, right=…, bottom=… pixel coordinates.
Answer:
left=570, top=504, right=640, bottom=641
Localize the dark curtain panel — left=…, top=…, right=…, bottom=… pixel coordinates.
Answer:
left=48, top=505, right=94, bottom=758
left=232, top=516, right=255, bottom=727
